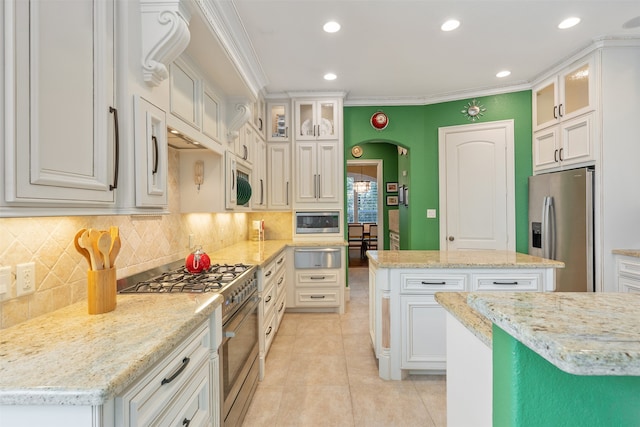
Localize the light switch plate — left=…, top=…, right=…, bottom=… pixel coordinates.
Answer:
left=0, top=266, right=10, bottom=295
left=427, top=209, right=437, bottom=218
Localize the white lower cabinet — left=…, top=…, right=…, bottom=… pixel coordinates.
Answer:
left=257, top=249, right=286, bottom=379
left=400, top=295, right=447, bottom=371
left=116, top=322, right=211, bottom=427
left=615, top=254, right=640, bottom=292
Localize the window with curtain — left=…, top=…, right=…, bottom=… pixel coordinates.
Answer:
left=347, top=176, right=378, bottom=223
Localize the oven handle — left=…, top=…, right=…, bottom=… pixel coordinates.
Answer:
left=222, top=294, right=259, bottom=342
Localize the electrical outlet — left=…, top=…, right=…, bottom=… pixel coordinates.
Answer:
left=16, top=262, right=36, bottom=296
left=0, top=266, right=10, bottom=295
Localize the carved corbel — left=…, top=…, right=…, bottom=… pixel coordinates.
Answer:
left=227, top=103, right=252, bottom=142
left=140, top=0, right=191, bottom=87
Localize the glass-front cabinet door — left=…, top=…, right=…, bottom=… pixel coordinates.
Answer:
left=294, top=100, right=339, bottom=140
left=267, top=101, right=290, bottom=142
left=533, top=55, right=595, bottom=131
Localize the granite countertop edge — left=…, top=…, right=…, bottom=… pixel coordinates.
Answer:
left=367, top=250, right=564, bottom=269
left=435, top=292, right=492, bottom=348
left=612, top=249, right=640, bottom=258
left=467, top=292, right=640, bottom=376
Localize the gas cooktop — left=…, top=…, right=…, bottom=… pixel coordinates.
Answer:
left=117, top=260, right=254, bottom=294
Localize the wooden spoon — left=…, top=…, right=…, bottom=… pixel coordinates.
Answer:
left=79, top=229, right=98, bottom=270
left=109, top=235, right=121, bottom=268
left=97, top=232, right=112, bottom=270
left=74, top=228, right=92, bottom=268
left=89, top=229, right=104, bottom=270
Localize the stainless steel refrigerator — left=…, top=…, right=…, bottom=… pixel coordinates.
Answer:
left=528, top=167, right=594, bottom=292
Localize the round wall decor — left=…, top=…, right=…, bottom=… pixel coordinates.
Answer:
left=351, top=145, right=363, bottom=158
left=371, top=111, right=389, bottom=130
left=461, top=99, right=487, bottom=121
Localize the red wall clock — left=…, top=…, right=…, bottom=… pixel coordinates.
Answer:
left=371, top=111, right=389, bottom=130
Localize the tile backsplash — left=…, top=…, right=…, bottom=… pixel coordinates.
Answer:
left=0, top=149, right=292, bottom=329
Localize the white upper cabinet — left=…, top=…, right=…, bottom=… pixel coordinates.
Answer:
left=170, top=59, right=202, bottom=132
left=3, top=0, right=117, bottom=210
left=202, top=87, right=221, bottom=142
left=267, top=143, right=291, bottom=210
left=267, top=101, right=290, bottom=142
left=294, top=141, right=341, bottom=204
left=533, top=55, right=596, bottom=131
left=294, top=99, right=339, bottom=140
left=134, top=97, right=168, bottom=208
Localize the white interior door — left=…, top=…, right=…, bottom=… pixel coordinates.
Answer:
left=438, top=120, right=515, bottom=251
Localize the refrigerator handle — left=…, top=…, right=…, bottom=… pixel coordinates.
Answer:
left=542, top=196, right=556, bottom=260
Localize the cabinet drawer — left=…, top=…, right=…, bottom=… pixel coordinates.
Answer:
left=296, top=271, right=339, bottom=287
left=262, top=283, right=277, bottom=317
left=119, top=322, right=210, bottom=427
left=260, top=261, right=277, bottom=292
left=471, top=273, right=541, bottom=291
left=274, top=251, right=286, bottom=274
left=400, top=273, right=466, bottom=293
left=618, top=258, right=640, bottom=279
left=264, top=310, right=278, bottom=355
left=295, top=289, right=340, bottom=307
left=275, top=269, right=286, bottom=298
left=152, top=359, right=210, bottom=427
left=619, top=276, right=640, bottom=293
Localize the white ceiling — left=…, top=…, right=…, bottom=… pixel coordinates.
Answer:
left=230, top=0, right=640, bottom=105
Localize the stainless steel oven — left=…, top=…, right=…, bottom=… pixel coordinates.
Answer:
left=295, top=211, right=341, bottom=234
left=220, top=282, right=259, bottom=427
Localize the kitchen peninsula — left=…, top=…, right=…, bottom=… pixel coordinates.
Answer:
left=366, top=250, right=563, bottom=380
left=439, top=292, right=640, bottom=427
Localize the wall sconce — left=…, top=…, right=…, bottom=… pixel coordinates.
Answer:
left=194, top=160, right=204, bottom=191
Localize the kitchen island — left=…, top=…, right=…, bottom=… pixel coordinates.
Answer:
left=366, top=250, right=563, bottom=380
left=439, top=291, right=640, bottom=427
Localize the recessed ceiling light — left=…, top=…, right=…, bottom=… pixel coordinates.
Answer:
left=558, top=17, right=580, bottom=29
left=441, top=19, right=460, bottom=32
left=324, top=73, right=337, bottom=81
left=323, top=21, right=341, bottom=33
left=496, top=70, right=511, bottom=78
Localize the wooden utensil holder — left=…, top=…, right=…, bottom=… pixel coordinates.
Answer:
left=87, top=267, right=117, bottom=314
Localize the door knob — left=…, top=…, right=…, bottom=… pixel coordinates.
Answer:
left=448, top=236, right=455, bottom=242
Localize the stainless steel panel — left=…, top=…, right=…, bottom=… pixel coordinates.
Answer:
left=294, top=248, right=342, bottom=269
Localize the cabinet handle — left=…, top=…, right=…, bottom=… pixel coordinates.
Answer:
left=261, top=178, right=264, bottom=204
left=161, top=357, right=190, bottom=385
left=553, top=105, right=558, bottom=119
left=285, top=126, right=288, bottom=138
left=244, top=145, right=248, bottom=160
left=266, top=326, right=273, bottom=336
left=277, top=257, right=284, bottom=265
left=278, top=301, right=285, bottom=312
left=265, top=295, right=272, bottom=303
left=559, top=103, right=564, bottom=117
left=277, top=277, right=284, bottom=285
left=492, top=281, right=519, bottom=285
left=258, top=117, right=263, bottom=131
left=151, top=135, right=159, bottom=175
left=183, top=418, right=191, bottom=427
left=109, top=106, right=120, bottom=191
left=314, top=175, right=318, bottom=198
left=310, top=276, right=326, bottom=280
left=554, top=149, right=559, bottom=163
left=421, top=281, right=446, bottom=285
left=558, top=148, right=564, bottom=161
left=286, top=181, right=289, bottom=205
left=310, top=295, right=326, bottom=299
left=265, top=270, right=272, bottom=277
left=317, top=175, right=321, bottom=199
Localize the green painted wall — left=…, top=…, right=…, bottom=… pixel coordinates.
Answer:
left=345, top=143, right=398, bottom=249
left=343, top=91, right=532, bottom=251
left=493, top=326, right=640, bottom=426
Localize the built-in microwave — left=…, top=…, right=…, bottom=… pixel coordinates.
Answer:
left=295, top=211, right=341, bottom=234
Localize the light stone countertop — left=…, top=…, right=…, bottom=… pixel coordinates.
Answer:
left=467, top=292, right=640, bottom=376
left=435, top=292, right=492, bottom=347
left=366, top=250, right=564, bottom=269
left=0, top=239, right=346, bottom=407
left=0, top=293, right=222, bottom=406
left=612, top=249, right=640, bottom=258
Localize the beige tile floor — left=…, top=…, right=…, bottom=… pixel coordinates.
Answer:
left=242, top=267, right=447, bottom=426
